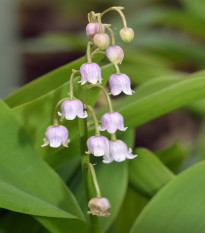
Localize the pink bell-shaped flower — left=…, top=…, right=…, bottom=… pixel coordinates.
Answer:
left=86, top=23, right=105, bottom=38
left=100, top=112, right=127, bottom=134
left=105, top=46, right=124, bottom=65
left=87, top=197, right=111, bottom=216
left=86, top=136, right=109, bottom=157
left=41, top=125, right=69, bottom=148
left=80, top=63, right=102, bottom=85
left=103, top=140, right=137, bottom=163
left=109, top=73, right=134, bottom=96
left=58, top=99, right=87, bottom=120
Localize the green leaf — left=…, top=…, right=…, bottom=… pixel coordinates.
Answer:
left=0, top=100, right=84, bottom=219
left=114, top=71, right=205, bottom=128
left=35, top=217, right=90, bottom=233
left=4, top=55, right=104, bottom=108
left=0, top=212, right=47, bottom=233
left=156, top=140, right=187, bottom=173
left=107, top=187, right=148, bottom=233
left=129, top=148, right=174, bottom=198
left=130, top=161, right=205, bottom=233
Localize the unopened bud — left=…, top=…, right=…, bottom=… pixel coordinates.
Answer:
left=93, top=33, right=110, bottom=49
left=120, top=27, right=134, bottom=42
left=87, top=197, right=111, bottom=216
left=86, top=23, right=105, bottom=38
left=105, top=46, right=124, bottom=64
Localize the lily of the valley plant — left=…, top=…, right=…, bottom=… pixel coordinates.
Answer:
left=42, top=6, right=136, bottom=218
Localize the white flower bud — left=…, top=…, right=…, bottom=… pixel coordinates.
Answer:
left=93, top=33, right=110, bottom=49
left=120, top=27, right=134, bottom=42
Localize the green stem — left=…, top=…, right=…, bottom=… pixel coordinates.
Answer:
left=53, top=98, right=69, bottom=126
left=85, top=105, right=100, bottom=136
left=87, top=84, right=114, bottom=113
left=97, top=13, right=103, bottom=34
left=87, top=41, right=93, bottom=63
left=90, top=11, right=97, bottom=22
left=88, top=163, right=102, bottom=197
left=105, top=24, right=115, bottom=45
left=91, top=48, right=105, bottom=57
left=101, top=6, right=127, bottom=27
left=87, top=121, right=101, bottom=128
left=69, top=69, right=80, bottom=99
left=78, top=85, right=101, bottom=233
left=88, top=13, right=91, bottom=23
left=111, top=133, right=117, bottom=141
left=114, top=64, right=121, bottom=74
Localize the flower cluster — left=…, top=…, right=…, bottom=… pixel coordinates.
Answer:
left=41, top=6, right=136, bottom=217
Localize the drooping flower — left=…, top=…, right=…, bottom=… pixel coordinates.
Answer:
left=119, top=27, right=134, bottom=42
left=86, top=136, right=109, bottom=157
left=80, top=63, right=102, bottom=85
left=41, top=125, right=69, bottom=148
left=109, top=73, right=134, bottom=96
left=105, top=45, right=124, bottom=64
left=93, top=33, right=110, bottom=49
left=100, top=112, right=127, bottom=134
left=103, top=140, right=137, bottom=163
left=86, top=23, right=105, bottom=38
left=87, top=197, right=111, bottom=216
left=58, top=99, right=87, bottom=120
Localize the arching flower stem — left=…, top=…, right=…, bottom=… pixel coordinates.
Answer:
left=69, top=69, right=80, bottom=99
left=97, top=13, right=103, bottom=34
left=101, top=6, right=127, bottom=27
left=104, top=24, right=115, bottom=45
left=114, top=64, right=121, bottom=74
left=87, top=83, right=114, bottom=113
left=85, top=105, right=100, bottom=136
left=87, top=162, right=102, bottom=198
left=87, top=41, right=93, bottom=63
left=53, top=98, right=69, bottom=126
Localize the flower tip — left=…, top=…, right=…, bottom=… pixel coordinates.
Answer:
left=41, top=139, right=48, bottom=147
left=88, top=197, right=111, bottom=217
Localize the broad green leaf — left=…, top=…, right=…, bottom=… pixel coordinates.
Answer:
left=130, top=161, right=205, bottom=233
left=156, top=141, right=187, bottom=173
left=195, top=120, right=205, bottom=161
left=129, top=148, right=174, bottom=198
left=36, top=217, right=90, bottom=233
left=0, top=212, right=48, bottom=233
left=115, top=70, right=205, bottom=128
left=0, top=100, right=84, bottom=219
left=107, top=187, right=148, bottom=233
left=5, top=55, right=104, bottom=108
